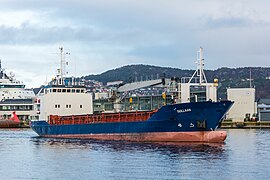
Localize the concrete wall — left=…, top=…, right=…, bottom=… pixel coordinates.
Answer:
left=227, top=88, right=256, bottom=122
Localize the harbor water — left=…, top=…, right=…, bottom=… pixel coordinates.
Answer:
left=0, top=129, right=270, bottom=179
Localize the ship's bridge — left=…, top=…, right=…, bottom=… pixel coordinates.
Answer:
left=44, top=85, right=86, bottom=94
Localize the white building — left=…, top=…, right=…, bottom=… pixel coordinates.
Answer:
left=94, top=92, right=109, bottom=100
left=227, top=88, right=257, bottom=122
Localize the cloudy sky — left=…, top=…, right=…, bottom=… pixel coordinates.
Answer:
left=0, top=0, right=269, bottom=87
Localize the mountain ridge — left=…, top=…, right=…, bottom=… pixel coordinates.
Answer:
left=83, top=64, right=270, bottom=99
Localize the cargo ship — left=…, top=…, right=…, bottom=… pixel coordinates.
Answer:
left=31, top=100, right=232, bottom=142
left=30, top=47, right=233, bottom=142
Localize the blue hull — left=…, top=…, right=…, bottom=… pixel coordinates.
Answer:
left=31, top=101, right=233, bottom=138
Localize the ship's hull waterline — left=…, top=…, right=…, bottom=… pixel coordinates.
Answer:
left=41, top=131, right=227, bottom=143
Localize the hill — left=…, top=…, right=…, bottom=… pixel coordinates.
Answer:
left=83, top=64, right=270, bottom=99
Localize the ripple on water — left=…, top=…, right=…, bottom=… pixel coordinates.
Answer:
left=0, top=128, right=270, bottom=179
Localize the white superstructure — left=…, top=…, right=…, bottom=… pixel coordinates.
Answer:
left=37, top=47, right=93, bottom=121
left=227, top=88, right=257, bottom=122
left=0, top=60, right=36, bottom=120
left=39, top=85, right=93, bottom=121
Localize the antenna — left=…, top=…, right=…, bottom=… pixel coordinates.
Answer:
left=249, top=68, right=252, bottom=88
left=188, top=47, right=208, bottom=84
left=59, top=47, right=64, bottom=85
left=58, top=47, right=70, bottom=85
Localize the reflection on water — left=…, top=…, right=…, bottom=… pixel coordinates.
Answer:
left=1, top=129, right=270, bottom=179
left=32, top=136, right=225, bottom=154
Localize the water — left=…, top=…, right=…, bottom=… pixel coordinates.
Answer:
left=0, top=129, right=270, bottom=180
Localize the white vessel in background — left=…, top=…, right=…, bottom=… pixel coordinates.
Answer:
left=0, top=60, right=37, bottom=122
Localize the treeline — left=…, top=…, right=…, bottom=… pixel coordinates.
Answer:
left=83, top=65, right=270, bottom=99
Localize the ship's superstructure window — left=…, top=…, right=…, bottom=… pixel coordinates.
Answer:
left=62, top=89, right=66, bottom=93
left=67, top=89, right=71, bottom=93
left=80, top=105, right=83, bottom=108
left=0, top=105, right=33, bottom=111
left=66, top=104, right=72, bottom=108
left=54, top=104, right=61, bottom=108
left=0, top=85, right=25, bottom=88
left=53, top=89, right=57, bottom=92
left=81, top=90, right=84, bottom=93
left=72, top=89, right=75, bottom=93
left=57, top=89, right=61, bottom=93
left=76, top=89, right=80, bottom=93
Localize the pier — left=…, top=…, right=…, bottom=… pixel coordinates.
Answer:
left=221, top=120, right=270, bottom=129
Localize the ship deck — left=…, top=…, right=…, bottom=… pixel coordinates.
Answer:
left=48, top=110, right=156, bottom=125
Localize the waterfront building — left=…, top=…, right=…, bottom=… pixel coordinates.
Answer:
left=257, top=98, right=270, bottom=121
left=227, top=88, right=257, bottom=122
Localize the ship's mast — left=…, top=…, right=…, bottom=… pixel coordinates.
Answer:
left=0, top=59, right=2, bottom=79
left=0, top=59, right=5, bottom=79
left=249, top=68, right=252, bottom=88
left=58, top=47, right=69, bottom=85
left=188, top=47, right=208, bottom=84
left=59, top=47, right=64, bottom=84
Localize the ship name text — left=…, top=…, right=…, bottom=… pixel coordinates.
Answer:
left=177, top=108, right=192, bottom=113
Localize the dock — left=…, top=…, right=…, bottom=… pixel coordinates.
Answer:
left=221, top=121, right=270, bottom=129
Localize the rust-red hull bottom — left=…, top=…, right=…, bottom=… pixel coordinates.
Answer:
left=42, top=131, right=227, bottom=143
left=0, top=120, right=20, bottom=128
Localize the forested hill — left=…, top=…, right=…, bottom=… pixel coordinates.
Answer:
left=83, top=64, right=270, bottom=99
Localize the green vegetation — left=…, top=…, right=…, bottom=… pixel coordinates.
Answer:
left=83, top=65, right=270, bottom=99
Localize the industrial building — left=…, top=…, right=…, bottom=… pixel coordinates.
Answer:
left=227, top=88, right=257, bottom=122
left=257, top=99, right=270, bottom=121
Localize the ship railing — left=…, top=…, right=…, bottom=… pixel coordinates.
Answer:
left=48, top=111, right=155, bottom=125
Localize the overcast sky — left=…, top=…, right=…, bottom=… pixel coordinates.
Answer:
left=0, top=0, right=269, bottom=87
